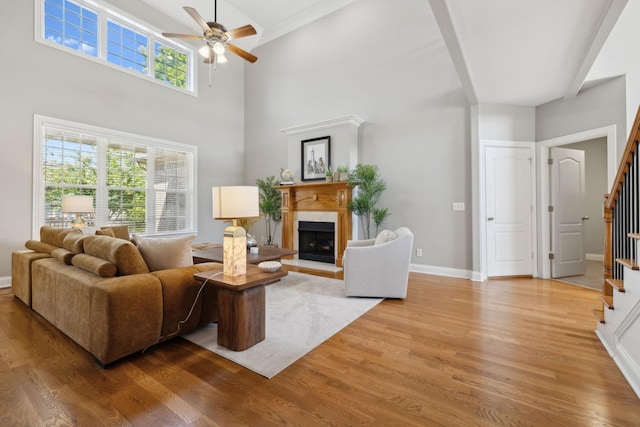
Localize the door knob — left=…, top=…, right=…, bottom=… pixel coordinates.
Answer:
left=581, top=216, right=589, bottom=220
left=487, top=217, right=495, bottom=221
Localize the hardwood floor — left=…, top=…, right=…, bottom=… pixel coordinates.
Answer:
left=1, top=272, right=639, bottom=426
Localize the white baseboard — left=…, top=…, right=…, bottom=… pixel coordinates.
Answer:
left=410, top=263, right=473, bottom=280
left=0, top=275, right=11, bottom=289
left=586, top=253, right=604, bottom=262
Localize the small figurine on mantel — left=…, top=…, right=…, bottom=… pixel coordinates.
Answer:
left=280, top=168, right=294, bottom=185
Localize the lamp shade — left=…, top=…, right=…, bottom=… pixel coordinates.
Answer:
left=62, top=195, right=94, bottom=213
left=212, top=186, right=259, bottom=220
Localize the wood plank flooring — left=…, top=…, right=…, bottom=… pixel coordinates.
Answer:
left=1, top=272, right=639, bottom=426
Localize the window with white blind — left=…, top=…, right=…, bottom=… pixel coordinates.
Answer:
left=34, top=115, right=197, bottom=236
left=36, top=0, right=196, bottom=94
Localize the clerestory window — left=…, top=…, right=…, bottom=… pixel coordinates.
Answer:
left=37, top=0, right=196, bottom=94
left=34, top=115, right=197, bottom=236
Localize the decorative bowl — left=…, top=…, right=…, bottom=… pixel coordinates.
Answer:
left=258, top=261, right=281, bottom=272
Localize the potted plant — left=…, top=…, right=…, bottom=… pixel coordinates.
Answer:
left=337, top=165, right=349, bottom=181
left=347, top=163, right=390, bottom=239
left=256, top=175, right=282, bottom=246
left=325, top=166, right=333, bottom=182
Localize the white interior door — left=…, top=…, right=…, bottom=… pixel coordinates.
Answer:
left=550, top=147, right=586, bottom=278
left=485, top=146, right=533, bottom=277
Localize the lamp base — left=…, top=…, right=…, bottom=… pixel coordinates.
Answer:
left=71, top=215, right=86, bottom=229
left=223, top=225, right=247, bottom=276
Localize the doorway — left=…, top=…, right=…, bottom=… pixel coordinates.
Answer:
left=537, top=126, right=617, bottom=285
left=482, top=141, right=536, bottom=278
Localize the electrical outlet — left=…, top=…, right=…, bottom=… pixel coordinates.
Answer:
left=452, top=202, right=465, bottom=211
left=416, top=248, right=422, bottom=257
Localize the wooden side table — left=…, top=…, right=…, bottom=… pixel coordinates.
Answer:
left=194, top=265, right=288, bottom=351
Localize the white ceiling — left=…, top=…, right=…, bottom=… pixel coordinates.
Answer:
left=141, top=0, right=628, bottom=107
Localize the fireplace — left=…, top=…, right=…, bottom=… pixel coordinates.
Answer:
left=298, top=221, right=335, bottom=264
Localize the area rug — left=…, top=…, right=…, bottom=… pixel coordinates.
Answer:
left=182, top=272, right=382, bottom=378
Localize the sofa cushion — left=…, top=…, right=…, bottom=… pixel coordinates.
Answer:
left=25, top=239, right=59, bottom=255
left=100, top=225, right=130, bottom=241
left=71, top=253, right=118, bottom=278
left=134, top=234, right=195, bottom=272
left=63, top=232, right=86, bottom=254
left=374, top=229, right=397, bottom=245
left=52, top=248, right=75, bottom=265
left=40, top=226, right=81, bottom=247
left=83, top=235, right=149, bottom=275
left=95, top=228, right=115, bottom=238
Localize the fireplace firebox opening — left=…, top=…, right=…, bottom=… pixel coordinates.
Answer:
left=298, top=221, right=335, bottom=264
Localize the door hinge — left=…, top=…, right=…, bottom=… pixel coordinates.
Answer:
left=548, top=158, right=553, bottom=165
left=548, top=205, right=554, bottom=212
left=549, top=252, right=555, bottom=260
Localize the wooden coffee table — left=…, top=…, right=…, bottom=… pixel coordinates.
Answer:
left=193, top=245, right=297, bottom=265
left=194, top=265, right=288, bottom=351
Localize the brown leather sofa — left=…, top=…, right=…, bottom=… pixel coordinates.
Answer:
left=12, top=226, right=219, bottom=366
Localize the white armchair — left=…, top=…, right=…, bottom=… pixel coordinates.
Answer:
left=343, top=227, right=414, bottom=298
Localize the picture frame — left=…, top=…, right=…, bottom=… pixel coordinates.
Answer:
left=301, top=136, right=331, bottom=181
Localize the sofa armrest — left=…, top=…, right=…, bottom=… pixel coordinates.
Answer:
left=152, top=262, right=221, bottom=338
left=89, top=274, right=163, bottom=365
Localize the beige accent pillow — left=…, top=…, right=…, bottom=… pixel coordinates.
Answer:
left=374, top=230, right=397, bottom=245
left=134, top=235, right=195, bottom=272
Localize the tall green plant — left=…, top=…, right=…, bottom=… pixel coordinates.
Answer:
left=256, top=176, right=282, bottom=246
left=347, top=164, right=390, bottom=239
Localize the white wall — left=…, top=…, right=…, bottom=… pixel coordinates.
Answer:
left=244, top=0, right=472, bottom=275
left=586, top=0, right=640, bottom=137
left=0, top=0, right=247, bottom=281
left=536, top=76, right=626, bottom=162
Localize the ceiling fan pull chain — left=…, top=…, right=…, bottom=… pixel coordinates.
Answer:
left=208, top=59, right=212, bottom=87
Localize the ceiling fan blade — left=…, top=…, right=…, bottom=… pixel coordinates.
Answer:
left=225, top=25, right=257, bottom=41
left=162, top=32, right=204, bottom=40
left=184, top=6, right=211, bottom=34
left=227, top=43, right=258, bottom=63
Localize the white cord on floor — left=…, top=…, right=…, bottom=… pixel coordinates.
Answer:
left=142, top=270, right=223, bottom=353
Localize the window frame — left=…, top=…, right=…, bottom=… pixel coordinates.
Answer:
left=35, top=0, right=197, bottom=95
left=33, top=114, right=198, bottom=238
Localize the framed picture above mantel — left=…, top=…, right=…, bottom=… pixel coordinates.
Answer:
left=301, top=136, right=330, bottom=181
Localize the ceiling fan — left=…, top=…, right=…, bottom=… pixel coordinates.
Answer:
left=162, top=1, right=258, bottom=65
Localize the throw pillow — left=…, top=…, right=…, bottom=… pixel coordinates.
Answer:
left=100, top=225, right=130, bottom=241
left=134, top=234, right=195, bottom=272
left=95, top=228, right=115, bottom=238
left=83, top=235, right=150, bottom=275
left=374, top=229, right=396, bottom=245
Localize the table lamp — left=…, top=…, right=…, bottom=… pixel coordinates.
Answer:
left=212, top=186, right=259, bottom=276
left=61, top=195, right=95, bottom=228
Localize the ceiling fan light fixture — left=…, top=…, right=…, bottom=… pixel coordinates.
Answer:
left=217, top=53, right=228, bottom=64
left=213, top=42, right=225, bottom=55
left=198, top=44, right=211, bottom=58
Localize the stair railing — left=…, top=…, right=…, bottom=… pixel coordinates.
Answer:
left=603, top=106, right=640, bottom=298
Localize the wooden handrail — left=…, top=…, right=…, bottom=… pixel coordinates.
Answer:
left=605, top=106, right=640, bottom=210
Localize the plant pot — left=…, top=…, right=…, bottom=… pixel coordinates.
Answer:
left=339, top=172, right=349, bottom=181
left=333, top=172, right=340, bottom=181
left=326, top=176, right=333, bottom=182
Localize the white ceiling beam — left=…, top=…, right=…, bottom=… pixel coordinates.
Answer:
left=428, top=0, right=478, bottom=105
left=563, top=0, right=628, bottom=99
